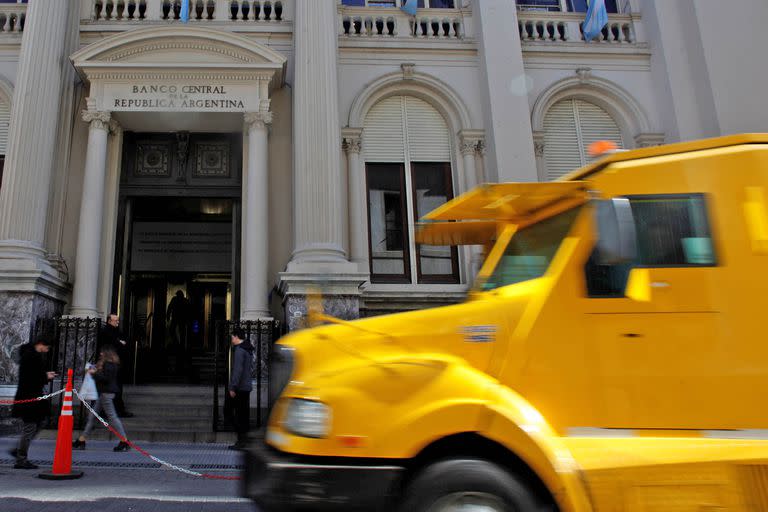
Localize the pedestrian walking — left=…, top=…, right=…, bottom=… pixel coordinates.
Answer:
left=228, top=327, right=253, bottom=450
left=72, top=347, right=131, bottom=452
left=10, top=337, right=56, bottom=469
left=97, top=314, right=133, bottom=418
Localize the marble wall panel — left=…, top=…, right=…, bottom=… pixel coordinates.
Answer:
left=0, top=292, right=62, bottom=385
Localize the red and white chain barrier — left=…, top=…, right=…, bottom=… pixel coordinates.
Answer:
left=73, top=388, right=240, bottom=481
left=0, top=388, right=65, bottom=405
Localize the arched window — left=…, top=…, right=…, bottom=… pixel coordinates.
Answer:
left=363, top=95, right=458, bottom=284
left=543, top=98, right=623, bottom=180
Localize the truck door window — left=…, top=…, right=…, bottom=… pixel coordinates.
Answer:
left=482, top=207, right=581, bottom=291
left=585, top=194, right=716, bottom=297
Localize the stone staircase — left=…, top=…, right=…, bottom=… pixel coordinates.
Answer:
left=43, top=385, right=237, bottom=444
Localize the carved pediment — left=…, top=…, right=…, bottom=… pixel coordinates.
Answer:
left=72, top=26, right=286, bottom=84
left=96, top=38, right=265, bottom=65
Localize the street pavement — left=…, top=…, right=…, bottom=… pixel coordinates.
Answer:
left=0, top=437, right=256, bottom=512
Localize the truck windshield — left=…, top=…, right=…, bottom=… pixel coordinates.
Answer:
left=480, top=207, right=582, bottom=291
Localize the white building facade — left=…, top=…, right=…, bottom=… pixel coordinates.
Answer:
left=0, top=0, right=766, bottom=383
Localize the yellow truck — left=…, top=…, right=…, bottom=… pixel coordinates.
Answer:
left=244, top=134, right=768, bottom=511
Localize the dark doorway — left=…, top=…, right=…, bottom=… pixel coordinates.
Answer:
left=112, top=132, right=242, bottom=384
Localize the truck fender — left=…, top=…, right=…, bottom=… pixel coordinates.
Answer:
left=479, top=386, right=594, bottom=512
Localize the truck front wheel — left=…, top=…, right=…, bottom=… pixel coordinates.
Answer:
left=399, top=458, right=555, bottom=512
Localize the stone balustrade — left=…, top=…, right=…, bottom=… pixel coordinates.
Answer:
left=339, top=6, right=467, bottom=40
left=0, top=3, right=26, bottom=33
left=517, top=11, right=636, bottom=44
left=90, top=0, right=289, bottom=23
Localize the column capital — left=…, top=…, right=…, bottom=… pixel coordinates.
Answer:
left=81, top=110, right=112, bottom=131
left=342, top=134, right=362, bottom=154
left=532, top=130, right=546, bottom=157
left=459, top=129, right=485, bottom=156
left=244, top=111, right=273, bottom=132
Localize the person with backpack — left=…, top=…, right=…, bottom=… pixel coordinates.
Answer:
left=11, top=337, right=56, bottom=469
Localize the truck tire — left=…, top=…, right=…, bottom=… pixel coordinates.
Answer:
left=399, top=458, right=554, bottom=512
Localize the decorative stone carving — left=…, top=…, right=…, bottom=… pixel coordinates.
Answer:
left=460, top=139, right=478, bottom=156
left=476, top=140, right=486, bottom=156
left=401, top=62, right=416, bottom=80
left=343, top=135, right=362, bottom=154
left=576, top=67, right=592, bottom=83
left=81, top=110, right=112, bottom=131
left=194, top=143, right=230, bottom=178
left=175, top=131, right=190, bottom=182
left=634, top=132, right=666, bottom=148
left=135, top=143, right=170, bottom=176
left=532, top=131, right=546, bottom=158
left=244, top=111, right=273, bottom=132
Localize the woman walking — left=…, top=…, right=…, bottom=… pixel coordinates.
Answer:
left=72, top=347, right=130, bottom=452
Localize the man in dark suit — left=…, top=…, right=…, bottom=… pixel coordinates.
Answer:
left=11, top=337, right=56, bottom=469
left=98, top=314, right=133, bottom=418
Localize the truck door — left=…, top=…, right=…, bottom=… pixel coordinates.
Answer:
left=582, top=194, right=725, bottom=429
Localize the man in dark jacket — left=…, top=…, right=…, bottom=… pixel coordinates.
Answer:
left=228, top=327, right=253, bottom=450
left=97, top=314, right=132, bottom=418
left=11, top=338, right=56, bottom=469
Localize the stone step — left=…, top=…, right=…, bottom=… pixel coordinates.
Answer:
left=40, top=428, right=237, bottom=444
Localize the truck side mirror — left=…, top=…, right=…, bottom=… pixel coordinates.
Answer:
left=595, top=197, right=637, bottom=265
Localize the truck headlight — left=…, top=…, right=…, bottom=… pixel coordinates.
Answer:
left=283, top=399, right=330, bottom=438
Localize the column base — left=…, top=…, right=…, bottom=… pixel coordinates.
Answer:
left=278, top=268, right=370, bottom=331
left=0, top=241, right=70, bottom=385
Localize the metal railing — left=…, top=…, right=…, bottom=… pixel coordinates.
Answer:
left=211, top=318, right=282, bottom=432
left=89, top=0, right=290, bottom=22
left=0, top=2, right=25, bottom=33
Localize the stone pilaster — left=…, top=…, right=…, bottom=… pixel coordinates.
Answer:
left=342, top=128, right=369, bottom=273
left=0, top=0, right=74, bottom=381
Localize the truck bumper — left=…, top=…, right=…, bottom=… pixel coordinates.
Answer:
left=242, top=441, right=405, bottom=512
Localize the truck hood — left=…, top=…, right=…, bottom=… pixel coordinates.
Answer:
left=278, top=281, right=542, bottom=390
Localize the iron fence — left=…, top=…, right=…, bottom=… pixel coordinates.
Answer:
left=33, top=317, right=102, bottom=429
left=212, top=319, right=282, bottom=432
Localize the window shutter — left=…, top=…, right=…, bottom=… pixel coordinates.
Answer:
left=543, top=98, right=624, bottom=181
left=404, top=96, right=451, bottom=162
left=575, top=99, right=623, bottom=159
left=0, top=98, right=10, bottom=155
left=543, top=100, right=582, bottom=180
left=363, top=96, right=405, bottom=162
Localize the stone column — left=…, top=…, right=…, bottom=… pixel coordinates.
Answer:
left=69, top=111, right=113, bottom=318
left=241, top=111, right=273, bottom=320
left=280, top=0, right=367, bottom=330
left=472, top=0, right=537, bottom=182
left=290, top=0, right=346, bottom=265
left=0, top=0, right=73, bottom=384
left=342, top=129, right=368, bottom=272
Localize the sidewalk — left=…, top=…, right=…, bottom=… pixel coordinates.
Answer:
left=0, top=437, right=253, bottom=512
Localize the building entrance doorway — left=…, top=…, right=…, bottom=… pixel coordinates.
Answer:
left=112, top=132, right=242, bottom=384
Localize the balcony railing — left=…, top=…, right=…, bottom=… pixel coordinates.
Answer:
left=339, top=6, right=470, bottom=40
left=89, top=0, right=291, bottom=23
left=0, top=2, right=26, bottom=33
left=517, top=11, right=637, bottom=44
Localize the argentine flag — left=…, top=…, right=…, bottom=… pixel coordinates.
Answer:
left=401, top=0, right=418, bottom=16
left=582, top=0, right=608, bottom=41
left=180, top=0, right=190, bottom=23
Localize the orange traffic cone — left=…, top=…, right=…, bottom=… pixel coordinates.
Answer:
left=39, top=368, right=84, bottom=480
